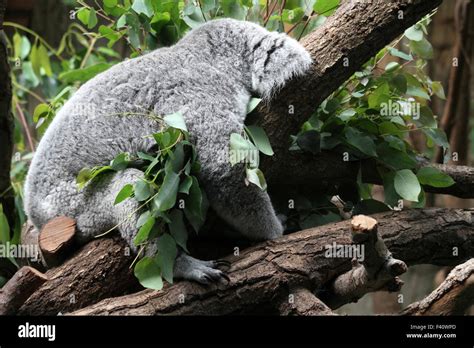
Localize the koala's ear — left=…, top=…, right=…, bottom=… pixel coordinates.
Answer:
left=250, top=32, right=312, bottom=99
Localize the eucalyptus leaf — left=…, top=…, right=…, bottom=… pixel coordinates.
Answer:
left=394, top=169, right=421, bottom=202
left=134, top=257, right=163, bottom=290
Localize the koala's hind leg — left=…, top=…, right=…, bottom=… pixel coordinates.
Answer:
left=76, top=168, right=229, bottom=284
left=203, top=171, right=284, bottom=242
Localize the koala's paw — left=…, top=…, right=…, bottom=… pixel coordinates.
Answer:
left=174, top=253, right=231, bottom=285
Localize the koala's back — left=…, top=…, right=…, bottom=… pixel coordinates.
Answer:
left=24, top=39, right=244, bottom=228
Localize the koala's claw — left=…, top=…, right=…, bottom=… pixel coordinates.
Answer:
left=174, top=253, right=231, bottom=285
left=214, top=259, right=231, bottom=269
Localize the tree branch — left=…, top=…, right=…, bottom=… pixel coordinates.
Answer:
left=16, top=208, right=470, bottom=315
left=0, top=266, right=48, bottom=315
left=401, top=258, right=474, bottom=315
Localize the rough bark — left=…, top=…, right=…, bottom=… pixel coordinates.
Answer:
left=278, top=287, right=336, bottom=315
left=0, top=266, right=47, bottom=315
left=401, top=258, right=474, bottom=315
left=17, top=208, right=470, bottom=316
left=322, top=215, right=407, bottom=309
left=18, top=237, right=140, bottom=315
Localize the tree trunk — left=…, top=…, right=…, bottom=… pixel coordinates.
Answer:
left=0, top=0, right=15, bottom=228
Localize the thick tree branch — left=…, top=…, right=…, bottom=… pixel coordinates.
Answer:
left=401, top=258, right=474, bottom=315
left=17, top=208, right=470, bottom=315
left=268, top=154, right=474, bottom=199
left=0, top=266, right=48, bottom=315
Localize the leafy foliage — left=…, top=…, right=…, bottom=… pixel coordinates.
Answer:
left=284, top=14, right=453, bottom=229
left=77, top=112, right=207, bottom=289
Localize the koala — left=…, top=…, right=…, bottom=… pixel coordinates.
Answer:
left=24, top=19, right=312, bottom=284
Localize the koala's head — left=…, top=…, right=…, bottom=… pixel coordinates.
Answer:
left=180, top=19, right=312, bottom=100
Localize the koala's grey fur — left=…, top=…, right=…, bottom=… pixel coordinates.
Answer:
left=24, top=19, right=312, bottom=284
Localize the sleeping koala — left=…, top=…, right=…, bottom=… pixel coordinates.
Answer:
left=24, top=18, right=312, bottom=284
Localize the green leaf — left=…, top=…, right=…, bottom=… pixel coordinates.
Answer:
left=110, top=152, right=130, bottom=171
left=390, top=74, right=407, bottom=94
left=431, top=81, right=446, bottom=100
left=164, top=112, right=187, bottom=132
left=344, top=127, right=377, bottom=157
left=0, top=204, right=10, bottom=244
left=155, top=234, right=177, bottom=283
left=410, top=38, right=433, bottom=59
left=30, top=43, right=41, bottom=76
left=412, top=188, right=426, bottom=208
left=338, top=108, right=356, bottom=121
left=134, top=257, right=163, bottom=290
left=114, top=184, right=134, bottom=204
left=388, top=47, right=412, bottom=61
left=382, top=171, right=400, bottom=207
left=407, top=86, right=430, bottom=100
left=59, top=63, right=112, bottom=83
left=377, top=144, right=417, bottom=170
left=368, top=83, right=390, bottom=109
left=229, top=133, right=258, bottom=167
left=385, top=62, right=400, bottom=72
left=178, top=175, right=193, bottom=194
left=153, top=171, right=179, bottom=211
left=76, top=165, right=113, bottom=189
left=281, top=8, right=305, bottom=24
left=417, top=167, right=455, bottom=188
left=13, top=34, right=31, bottom=60
left=405, top=25, right=424, bottom=41
left=131, top=0, right=154, bottom=17
left=245, top=125, right=274, bottom=156
left=150, top=12, right=171, bottom=32
left=88, top=8, right=98, bottom=28
left=313, top=0, right=340, bottom=16
left=246, top=98, right=261, bottom=114
left=394, top=169, right=421, bottom=202
left=184, top=176, right=207, bottom=232
left=415, top=106, right=436, bottom=128
left=77, top=8, right=90, bottom=26
left=169, top=143, right=185, bottom=172
left=104, top=0, right=118, bottom=6
left=99, top=25, right=122, bottom=47
left=245, top=167, right=267, bottom=191
left=33, top=103, right=50, bottom=123
left=423, top=128, right=449, bottom=149
left=134, top=215, right=155, bottom=245
left=168, top=209, right=188, bottom=252
left=134, top=180, right=152, bottom=201
left=136, top=211, right=151, bottom=228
